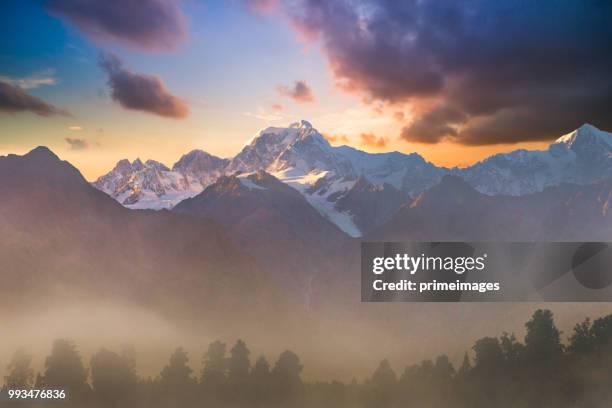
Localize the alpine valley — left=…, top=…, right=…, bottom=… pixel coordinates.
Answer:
left=3, top=122, right=612, bottom=380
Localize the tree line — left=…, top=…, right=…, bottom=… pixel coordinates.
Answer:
left=2, top=309, right=611, bottom=408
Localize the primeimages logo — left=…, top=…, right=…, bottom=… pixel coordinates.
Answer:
left=363, top=242, right=612, bottom=301
left=372, top=253, right=488, bottom=275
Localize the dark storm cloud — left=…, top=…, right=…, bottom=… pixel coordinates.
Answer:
left=285, top=0, right=612, bottom=144
left=0, top=80, right=69, bottom=117
left=98, top=53, right=189, bottom=119
left=45, top=0, right=186, bottom=51
left=277, top=80, right=315, bottom=103
left=401, top=106, right=467, bottom=144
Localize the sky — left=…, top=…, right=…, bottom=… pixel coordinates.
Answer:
left=1, top=0, right=611, bottom=180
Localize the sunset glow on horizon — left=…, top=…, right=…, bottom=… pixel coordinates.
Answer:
left=1, top=1, right=610, bottom=180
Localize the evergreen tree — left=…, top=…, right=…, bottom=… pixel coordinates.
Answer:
left=456, top=352, right=472, bottom=378
left=159, top=347, right=194, bottom=389
left=366, top=359, right=396, bottom=408
left=4, top=348, right=34, bottom=388
left=199, top=340, right=227, bottom=405
left=432, top=354, right=455, bottom=382
left=471, top=337, right=504, bottom=407
left=227, top=339, right=250, bottom=384
left=158, top=347, right=196, bottom=407
left=42, top=339, right=89, bottom=399
left=251, top=355, right=270, bottom=378
left=272, top=350, right=303, bottom=405
left=250, top=355, right=271, bottom=404
left=523, top=310, right=565, bottom=406
left=472, top=337, right=503, bottom=374
left=568, top=318, right=594, bottom=355
left=370, top=359, right=396, bottom=387
left=591, top=314, right=612, bottom=353
left=524, top=309, right=563, bottom=362
left=90, top=348, right=138, bottom=406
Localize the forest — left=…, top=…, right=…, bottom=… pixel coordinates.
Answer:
left=2, top=309, right=611, bottom=408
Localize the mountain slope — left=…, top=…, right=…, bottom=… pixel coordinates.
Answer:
left=92, top=122, right=612, bottom=237
left=234, top=120, right=444, bottom=236
left=370, top=175, right=612, bottom=242
left=173, top=171, right=350, bottom=301
left=93, top=120, right=444, bottom=236
left=0, top=147, right=276, bottom=321
left=93, top=149, right=228, bottom=209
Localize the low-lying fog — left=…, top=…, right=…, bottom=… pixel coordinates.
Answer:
left=2, top=300, right=610, bottom=382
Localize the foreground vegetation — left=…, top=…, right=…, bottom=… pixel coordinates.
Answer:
left=3, top=309, right=612, bottom=408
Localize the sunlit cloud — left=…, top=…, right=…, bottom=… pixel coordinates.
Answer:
left=0, top=71, right=57, bottom=90
left=244, top=0, right=280, bottom=13
left=284, top=0, right=612, bottom=144
left=98, top=52, right=189, bottom=119
left=313, top=105, right=394, bottom=137
left=243, top=106, right=287, bottom=121
left=322, top=133, right=349, bottom=145
left=0, top=80, right=69, bottom=117
left=65, top=137, right=90, bottom=150
left=277, top=80, right=315, bottom=103
left=359, top=132, right=387, bottom=148
left=68, top=125, right=83, bottom=131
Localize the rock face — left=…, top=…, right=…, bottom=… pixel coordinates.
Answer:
left=93, top=150, right=228, bottom=209
left=93, top=121, right=612, bottom=237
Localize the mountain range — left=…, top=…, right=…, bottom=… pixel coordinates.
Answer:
left=93, top=122, right=612, bottom=237
left=2, top=134, right=612, bottom=345
left=0, top=131, right=612, bottom=382
left=370, top=175, right=612, bottom=242
left=2, top=125, right=612, bottom=381
left=0, top=147, right=284, bottom=322
left=173, top=171, right=349, bottom=302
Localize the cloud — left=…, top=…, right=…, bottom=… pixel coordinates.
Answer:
left=0, top=72, right=57, bottom=90
left=0, top=80, right=69, bottom=117
left=271, top=103, right=283, bottom=112
left=44, top=0, right=186, bottom=51
left=244, top=0, right=280, bottom=13
left=243, top=106, right=284, bottom=121
left=65, top=137, right=90, bottom=150
left=277, top=80, right=315, bottom=103
left=360, top=132, right=387, bottom=148
left=401, top=106, right=467, bottom=144
left=98, top=53, right=189, bottom=119
left=323, top=133, right=349, bottom=144
left=285, top=0, right=612, bottom=144
left=68, top=125, right=83, bottom=131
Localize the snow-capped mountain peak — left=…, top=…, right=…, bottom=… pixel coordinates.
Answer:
left=553, top=123, right=612, bottom=154
left=454, top=123, right=612, bottom=196
left=93, top=120, right=445, bottom=235
left=92, top=121, right=612, bottom=237
left=144, top=159, right=170, bottom=171
left=173, top=149, right=229, bottom=173
left=93, top=149, right=227, bottom=209
left=290, top=119, right=313, bottom=129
